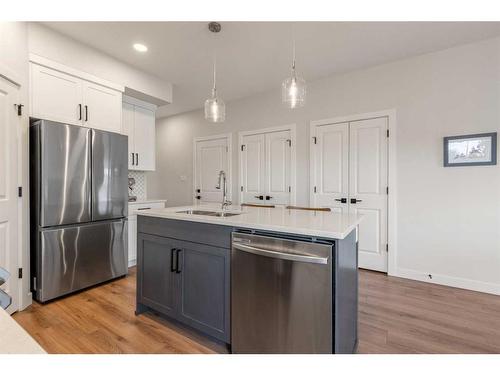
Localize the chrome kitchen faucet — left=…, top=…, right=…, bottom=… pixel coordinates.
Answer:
left=216, top=170, right=232, bottom=210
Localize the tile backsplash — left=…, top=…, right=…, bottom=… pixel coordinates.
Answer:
left=128, top=171, right=147, bottom=200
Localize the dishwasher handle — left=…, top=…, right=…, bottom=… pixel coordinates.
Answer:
left=232, top=242, right=328, bottom=264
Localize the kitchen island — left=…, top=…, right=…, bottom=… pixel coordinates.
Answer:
left=135, top=205, right=362, bottom=354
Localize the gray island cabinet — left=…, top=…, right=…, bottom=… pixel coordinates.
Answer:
left=136, top=216, right=232, bottom=343
left=136, top=208, right=360, bottom=354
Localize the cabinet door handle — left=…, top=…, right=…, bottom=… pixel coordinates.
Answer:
left=131, top=153, right=135, bottom=165
left=136, top=153, right=139, bottom=166
left=78, top=104, right=82, bottom=120
left=84, top=105, right=88, bottom=121
left=175, top=249, right=182, bottom=274
left=170, top=248, right=177, bottom=272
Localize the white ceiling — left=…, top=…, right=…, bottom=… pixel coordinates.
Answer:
left=44, top=22, right=500, bottom=118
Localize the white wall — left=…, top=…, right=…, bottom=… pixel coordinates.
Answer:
left=149, top=36, right=500, bottom=294
left=27, top=23, right=173, bottom=105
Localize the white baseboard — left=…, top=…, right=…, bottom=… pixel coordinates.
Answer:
left=394, top=267, right=500, bottom=295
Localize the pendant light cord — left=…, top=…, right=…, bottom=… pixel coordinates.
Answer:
left=213, top=52, right=217, bottom=95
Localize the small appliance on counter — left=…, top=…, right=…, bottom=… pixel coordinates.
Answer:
left=128, top=177, right=137, bottom=202
left=0, top=267, right=12, bottom=310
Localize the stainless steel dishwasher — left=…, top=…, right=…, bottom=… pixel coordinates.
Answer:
left=231, top=231, right=334, bottom=353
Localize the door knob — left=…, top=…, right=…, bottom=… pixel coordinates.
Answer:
left=350, top=198, right=362, bottom=204
left=335, top=198, right=347, bottom=203
left=265, top=195, right=272, bottom=200
left=254, top=195, right=264, bottom=200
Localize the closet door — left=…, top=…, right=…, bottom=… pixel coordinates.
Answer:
left=311, top=123, right=349, bottom=213
left=240, top=133, right=266, bottom=204
left=265, top=130, right=291, bottom=205
left=195, top=137, right=229, bottom=203
left=349, top=117, right=388, bottom=272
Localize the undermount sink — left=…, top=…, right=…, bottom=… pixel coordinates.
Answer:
left=176, top=210, right=241, bottom=217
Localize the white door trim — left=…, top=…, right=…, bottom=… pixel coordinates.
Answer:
left=192, top=133, right=233, bottom=205
left=238, top=124, right=297, bottom=205
left=310, top=109, right=397, bottom=276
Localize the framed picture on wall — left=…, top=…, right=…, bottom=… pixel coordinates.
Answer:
left=444, top=132, right=497, bottom=167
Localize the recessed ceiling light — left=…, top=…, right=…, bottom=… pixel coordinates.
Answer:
left=133, top=43, right=148, bottom=53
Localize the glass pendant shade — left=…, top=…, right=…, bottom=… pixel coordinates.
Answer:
left=282, top=73, right=306, bottom=109
left=205, top=89, right=226, bottom=123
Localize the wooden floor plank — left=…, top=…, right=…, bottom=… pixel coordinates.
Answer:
left=12, top=268, right=500, bottom=354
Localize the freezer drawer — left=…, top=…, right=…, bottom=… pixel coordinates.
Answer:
left=231, top=232, right=333, bottom=353
left=91, top=129, right=128, bottom=221
left=34, top=219, right=128, bottom=302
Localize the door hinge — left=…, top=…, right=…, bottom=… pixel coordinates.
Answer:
left=240, top=186, right=243, bottom=192
left=312, top=136, right=317, bottom=144
left=16, top=104, right=24, bottom=116
left=18, top=268, right=23, bottom=279
left=386, top=186, right=389, bottom=195
left=287, top=139, right=292, bottom=147
left=386, top=244, right=389, bottom=252
left=386, top=129, right=389, bottom=138
left=313, top=186, right=317, bottom=193
left=18, top=186, right=22, bottom=197
left=241, top=145, right=245, bottom=151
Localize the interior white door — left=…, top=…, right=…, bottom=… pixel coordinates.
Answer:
left=349, top=117, right=388, bottom=272
left=0, top=77, right=19, bottom=313
left=134, top=105, right=156, bottom=171
left=241, top=133, right=266, bottom=204
left=30, top=63, right=83, bottom=125
left=195, top=137, right=229, bottom=204
left=122, top=102, right=135, bottom=169
left=311, top=122, right=349, bottom=213
left=82, top=81, right=122, bottom=133
left=265, top=130, right=291, bottom=205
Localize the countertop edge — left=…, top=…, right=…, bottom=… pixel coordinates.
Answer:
left=137, top=210, right=360, bottom=240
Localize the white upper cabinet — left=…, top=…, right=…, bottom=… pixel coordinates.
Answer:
left=123, top=96, right=156, bottom=171
left=30, top=64, right=83, bottom=126
left=29, top=58, right=123, bottom=133
left=82, top=81, right=122, bottom=133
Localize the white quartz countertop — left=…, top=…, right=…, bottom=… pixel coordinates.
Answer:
left=137, top=204, right=363, bottom=239
left=0, top=308, right=46, bottom=354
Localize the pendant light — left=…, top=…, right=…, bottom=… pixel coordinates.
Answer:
left=282, top=36, right=306, bottom=109
left=205, top=22, right=225, bottom=123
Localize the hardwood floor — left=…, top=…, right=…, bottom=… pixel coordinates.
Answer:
left=13, top=268, right=500, bottom=354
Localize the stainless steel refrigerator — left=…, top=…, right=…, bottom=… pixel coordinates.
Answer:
left=30, top=119, right=128, bottom=302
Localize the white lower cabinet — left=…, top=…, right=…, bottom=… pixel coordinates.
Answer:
left=128, top=201, right=165, bottom=267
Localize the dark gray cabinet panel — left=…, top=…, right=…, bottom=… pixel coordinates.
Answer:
left=176, top=242, right=230, bottom=342
left=136, top=218, right=231, bottom=343
left=137, top=234, right=176, bottom=318
left=138, top=216, right=232, bottom=249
